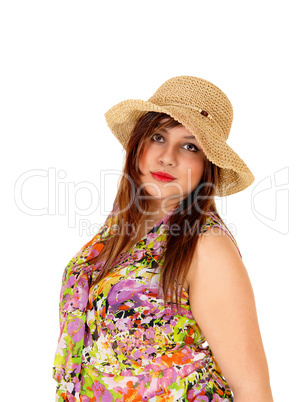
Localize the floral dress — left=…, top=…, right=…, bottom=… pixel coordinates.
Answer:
left=53, top=202, right=242, bottom=401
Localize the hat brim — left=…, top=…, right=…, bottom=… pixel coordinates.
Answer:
left=104, top=99, right=255, bottom=197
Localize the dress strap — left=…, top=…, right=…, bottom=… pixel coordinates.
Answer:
left=202, top=212, right=242, bottom=259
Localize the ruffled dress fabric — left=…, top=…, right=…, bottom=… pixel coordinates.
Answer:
left=53, top=203, right=241, bottom=401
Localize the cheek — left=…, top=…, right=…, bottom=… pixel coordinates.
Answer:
left=186, top=158, right=205, bottom=184
left=139, top=144, right=155, bottom=173
left=138, top=147, right=148, bottom=173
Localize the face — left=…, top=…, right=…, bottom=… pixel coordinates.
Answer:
left=138, top=122, right=206, bottom=210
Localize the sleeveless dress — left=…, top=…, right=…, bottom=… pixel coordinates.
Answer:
left=53, top=202, right=242, bottom=401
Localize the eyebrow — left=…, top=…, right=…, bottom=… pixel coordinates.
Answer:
left=157, top=128, right=197, bottom=140
left=183, top=135, right=196, bottom=140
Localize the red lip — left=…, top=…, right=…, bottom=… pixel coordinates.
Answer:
left=153, top=171, right=175, bottom=179
left=151, top=171, right=176, bottom=182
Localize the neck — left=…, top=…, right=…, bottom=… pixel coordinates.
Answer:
left=141, top=198, right=183, bottom=220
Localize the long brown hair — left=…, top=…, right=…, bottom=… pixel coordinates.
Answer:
left=89, top=111, right=236, bottom=308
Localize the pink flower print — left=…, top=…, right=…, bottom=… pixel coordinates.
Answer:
left=80, top=396, right=91, bottom=402
left=108, top=279, right=157, bottom=308
left=154, top=238, right=163, bottom=249
left=187, top=388, right=208, bottom=401
left=71, top=275, right=90, bottom=310
left=135, top=249, right=145, bottom=260
left=115, top=318, right=130, bottom=332
left=163, top=324, right=172, bottom=335
left=152, top=245, right=164, bottom=256
left=133, top=349, right=143, bottom=359
left=146, top=346, right=157, bottom=356
left=150, top=367, right=177, bottom=393
left=146, top=232, right=158, bottom=246
left=211, top=393, right=224, bottom=402
left=66, top=274, right=76, bottom=289
left=65, top=392, right=77, bottom=402
left=62, top=274, right=90, bottom=312
left=91, top=381, right=113, bottom=402
left=145, top=327, right=155, bottom=340
left=66, top=317, right=85, bottom=342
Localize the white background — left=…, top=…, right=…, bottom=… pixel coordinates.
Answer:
left=1, top=1, right=302, bottom=401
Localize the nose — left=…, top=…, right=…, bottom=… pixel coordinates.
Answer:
left=158, top=146, right=177, bottom=167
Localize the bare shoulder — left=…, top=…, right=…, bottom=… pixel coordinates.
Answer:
left=187, top=226, right=245, bottom=288
left=185, top=227, right=272, bottom=396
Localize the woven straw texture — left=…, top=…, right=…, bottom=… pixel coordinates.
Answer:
left=104, top=76, right=255, bottom=197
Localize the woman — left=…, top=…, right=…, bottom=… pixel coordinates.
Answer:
left=53, top=76, right=274, bottom=401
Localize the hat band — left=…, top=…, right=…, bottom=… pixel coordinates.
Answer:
left=159, top=101, right=229, bottom=141
left=159, top=102, right=213, bottom=120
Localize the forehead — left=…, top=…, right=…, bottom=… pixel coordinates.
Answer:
left=157, top=123, right=197, bottom=141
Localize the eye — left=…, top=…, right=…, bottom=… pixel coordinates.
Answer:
left=183, top=143, right=198, bottom=152
left=151, top=133, right=165, bottom=142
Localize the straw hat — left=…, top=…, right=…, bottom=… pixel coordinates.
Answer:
left=104, top=75, right=255, bottom=197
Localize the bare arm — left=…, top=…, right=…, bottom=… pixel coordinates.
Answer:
left=187, top=227, right=274, bottom=402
